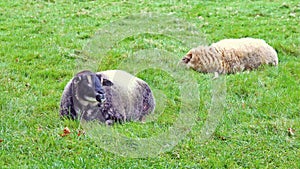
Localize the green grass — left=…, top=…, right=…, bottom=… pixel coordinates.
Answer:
left=1, top=0, right=299, bottom=168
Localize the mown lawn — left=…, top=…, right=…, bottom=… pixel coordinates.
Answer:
left=0, top=0, right=299, bottom=168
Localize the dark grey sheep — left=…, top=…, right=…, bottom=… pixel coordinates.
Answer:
left=60, top=70, right=155, bottom=125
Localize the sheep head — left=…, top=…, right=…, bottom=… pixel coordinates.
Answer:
left=72, top=70, right=113, bottom=106
left=180, top=48, right=201, bottom=71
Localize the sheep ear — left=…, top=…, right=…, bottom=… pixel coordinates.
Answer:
left=102, top=78, right=113, bottom=86
left=187, top=52, right=193, bottom=59
left=73, top=76, right=81, bottom=84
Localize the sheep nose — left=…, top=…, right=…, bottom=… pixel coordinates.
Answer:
left=182, top=57, right=190, bottom=63
left=96, top=94, right=105, bottom=103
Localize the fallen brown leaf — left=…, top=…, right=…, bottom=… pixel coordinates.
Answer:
left=287, top=128, right=295, bottom=136
left=77, top=130, right=85, bottom=137
left=0, top=139, right=3, bottom=143
left=60, top=127, right=71, bottom=137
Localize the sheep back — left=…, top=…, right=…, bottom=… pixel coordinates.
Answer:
left=97, top=70, right=155, bottom=122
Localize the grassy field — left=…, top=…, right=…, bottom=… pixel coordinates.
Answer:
left=1, top=0, right=300, bottom=168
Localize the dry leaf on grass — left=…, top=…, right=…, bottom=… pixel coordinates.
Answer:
left=0, top=139, right=3, bottom=143
left=60, top=127, right=71, bottom=137
left=77, top=130, right=85, bottom=137
left=287, top=128, right=295, bottom=136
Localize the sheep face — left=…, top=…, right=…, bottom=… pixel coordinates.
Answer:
left=181, top=49, right=202, bottom=71
left=72, top=70, right=113, bottom=107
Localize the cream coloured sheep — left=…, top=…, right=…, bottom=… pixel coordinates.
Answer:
left=181, top=38, right=278, bottom=74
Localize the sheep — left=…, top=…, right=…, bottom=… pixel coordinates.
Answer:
left=181, top=37, right=278, bottom=74
left=60, top=70, right=155, bottom=125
